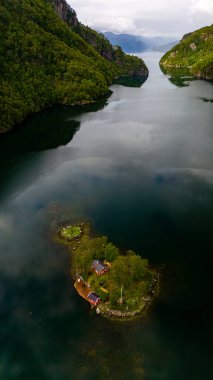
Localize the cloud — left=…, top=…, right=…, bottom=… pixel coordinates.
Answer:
left=68, top=0, right=213, bottom=37
left=191, top=0, right=213, bottom=13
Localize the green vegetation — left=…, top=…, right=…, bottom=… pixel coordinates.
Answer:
left=160, top=25, right=213, bottom=80
left=74, top=24, right=148, bottom=76
left=59, top=225, right=81, bottom=241
left=97, top=253, right=154, bottom=311
left=0, top=0, right=148, bottom=133
left=58, top=223, right=158, bottom=314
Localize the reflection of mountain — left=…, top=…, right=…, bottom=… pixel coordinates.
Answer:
left=160, top=64, right=196, bottom=87
left=0, top=110, right=79, bottom=159
left=104, top=32, right=175, bottom=53
left=0, top=96, right=109, bottom=190
left=168, top=75, right=195, bottom=87
left=0, top=114, right=76, bottom=196
left=1, top=96, right=108, bottom=152
left=113, top=76, right=147, bottom=87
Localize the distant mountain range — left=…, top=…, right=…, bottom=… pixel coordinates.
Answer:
left=103, top=32, right=178, bottom=53
left=152, top=41, right=179, bottom=52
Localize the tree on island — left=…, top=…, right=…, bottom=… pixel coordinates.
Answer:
left=59, top=223, right=158, bottom=313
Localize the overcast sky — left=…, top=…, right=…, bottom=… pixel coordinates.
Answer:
left=68, top=0, right=213, bottom=38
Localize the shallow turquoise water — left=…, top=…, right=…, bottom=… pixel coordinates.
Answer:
left=0, top=52, right=212, bottom=379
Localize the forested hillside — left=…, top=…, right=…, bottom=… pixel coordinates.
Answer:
left=0, top=0, right=148, bottom=133
left=160, top=25, right=213, bottom=80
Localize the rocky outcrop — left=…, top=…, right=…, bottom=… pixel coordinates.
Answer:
left=53, top=0, right=78, bottom=27
left=96, top=297, right=151, bottom=320
left=189, top=43, right=197, bottom=51
left=76, top=24, right=115, bottom=62
left=170, top=51, right=177, bottom=57
left=96, top=278, right=159, bottom=320
left=181, top=32, right=192, bottom=41
left=52, top=1, right=115, bottom=62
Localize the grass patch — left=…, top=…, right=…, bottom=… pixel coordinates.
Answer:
left=60, top=225, right=81, bottom=241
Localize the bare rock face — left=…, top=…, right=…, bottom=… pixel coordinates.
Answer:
left=181, top=32, right=192, bottom=41
left=200, top=33, right=208, bottom=41
left=190, top=43, right=197, bottom=51
left=53, top=0, right=78, bottom=27
left=170, top=51, right=177, bottom=57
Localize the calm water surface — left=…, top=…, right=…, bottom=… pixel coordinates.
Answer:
left=0, top=52, right=213, bottom=379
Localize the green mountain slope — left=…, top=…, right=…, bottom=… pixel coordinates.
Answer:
left=0, top=0, right=148, bottom=133
left=160, top=25, right=213, bottom=80
left=74, top=25, right=147, bottom=77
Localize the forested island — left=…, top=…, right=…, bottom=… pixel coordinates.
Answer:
left=160, top=25, right=213, bottom=80
left=0, top=0, right=148, bottom=134
left=57, top=223, right=159, bottom=320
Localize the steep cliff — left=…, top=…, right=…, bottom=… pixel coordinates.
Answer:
left=0, top=0, right=148, bottom=134
left=51, top=1, right=148, bottom=76
left=160, top=25, right=213, bottom=80
left=51, top=0, right=78, bottom=27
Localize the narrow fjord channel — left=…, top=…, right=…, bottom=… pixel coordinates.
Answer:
left=0, top=52, right=212, bottom=380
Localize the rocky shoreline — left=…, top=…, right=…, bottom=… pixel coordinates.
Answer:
left=96, top=277, right=159, bottom=320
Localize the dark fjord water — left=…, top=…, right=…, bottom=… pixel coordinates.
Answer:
left=0, top=52, right=213, bottom=380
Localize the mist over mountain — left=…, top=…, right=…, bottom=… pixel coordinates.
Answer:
left=153, top=40, right=180, bottom=52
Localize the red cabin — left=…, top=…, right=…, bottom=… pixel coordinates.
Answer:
left=92, top=260, right=108, bottom=276
left=87, top=292, right=101, bottom=306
